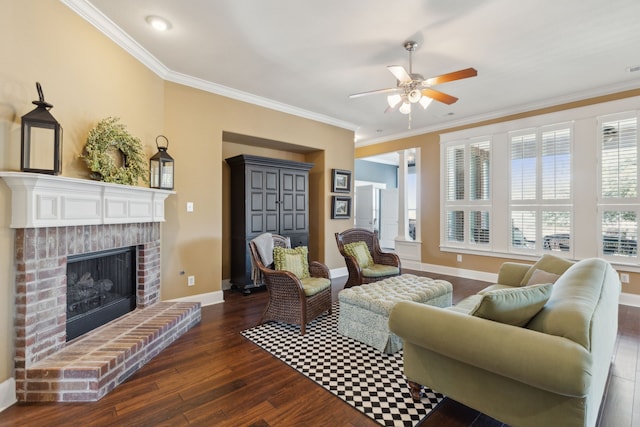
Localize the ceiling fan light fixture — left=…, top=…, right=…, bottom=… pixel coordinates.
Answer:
left=408, top=89, right=422, bottom=103
left=399, top=102, right=411, bottom=115
left=419, top=96, right=433, bottom=109
left=387, top=94, right=402, bottom=108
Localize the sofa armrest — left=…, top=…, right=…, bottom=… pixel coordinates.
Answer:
left=497, top=262, right=532, bottom=286
left=389, top=301, right=592, bottom=397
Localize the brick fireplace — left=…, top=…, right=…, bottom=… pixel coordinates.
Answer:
left=1, top=172, right=201, bottom=402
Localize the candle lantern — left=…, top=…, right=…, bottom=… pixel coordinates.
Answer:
left=20, top=82, right=63, bottom=174
left=149, top=135, right=174, bottom=189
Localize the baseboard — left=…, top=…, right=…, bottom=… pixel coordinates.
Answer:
left=330, top=266, right=348, bottom=279
left=400, top=260, right=423, bottom=271
left=168, top=290, right=224, bottom=307
left=0, top=377, right=16, bottom=413
left=619, top=292, right=640, bottom=307
left=416, top=262, right=499, bottom=283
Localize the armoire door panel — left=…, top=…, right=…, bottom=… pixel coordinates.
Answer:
left=281, top=213, right=294, bottom=231
left=250, top=192, right=263, bottom=211
left=281, top=193, right=293, bottom=211
left=265, top=192, right=278, bottom=211
left=295, top=194, right=306, bottom=211
left=250, top=170, right=263, bottom=189
left=295, top=213, right=306, bottom=230
left=265, top=214, right=278, bottom=232
left=265, top=171, right=278, bottom=190
left=295, top=175, right=306, bottom=192
left=281, top=172, right=294, bottom=191
left=250, top=214, right=264, bottom=233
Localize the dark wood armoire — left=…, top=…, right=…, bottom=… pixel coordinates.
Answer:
left=225, top=154, right=313, bottom=293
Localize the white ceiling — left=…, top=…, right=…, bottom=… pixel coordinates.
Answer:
left=64, top=0, right=640, bottom=146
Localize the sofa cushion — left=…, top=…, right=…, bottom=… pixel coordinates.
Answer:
left=520, top=254, right=574, bottom=286
left=362, top=264, right=400, bottom=278
left=526, top=268, right=561, bottom=285
left=344, top=241, right=374, bottom=268
left=300, top=277, right=331, bottom=296
left=273, top=246, right=310, bottom=279
left=471, top=283, right=554, bottom=326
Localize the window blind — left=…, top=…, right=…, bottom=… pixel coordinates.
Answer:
left=599, top=115, right=639, bottom=259
left=443, top=140, right=491, bottom=247
left=601, top=117, right=637, bottom=199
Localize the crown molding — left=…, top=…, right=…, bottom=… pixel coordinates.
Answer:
left=60, top=0, right=358, bottom=132
left=164, top=70, right=357, bottom=131
left=61, top=0, right=171, bottom=78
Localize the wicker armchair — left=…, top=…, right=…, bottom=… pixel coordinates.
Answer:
left=335, top=228, right=401, bottom=288
left=249, top=235, right=332, bottom=335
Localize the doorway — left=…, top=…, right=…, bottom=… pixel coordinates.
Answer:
left=355, top=148, right=419, bottom=249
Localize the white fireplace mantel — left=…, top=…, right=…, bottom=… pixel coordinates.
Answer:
left=0, top=171, right=174, bottom=228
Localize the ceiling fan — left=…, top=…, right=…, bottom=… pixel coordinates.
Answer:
left=350, top=41, right=477, bottom=117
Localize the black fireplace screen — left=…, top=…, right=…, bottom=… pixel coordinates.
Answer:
left=66, top=246, right=136, bottom=341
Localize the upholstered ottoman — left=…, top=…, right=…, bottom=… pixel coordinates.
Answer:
left=338, top=274, right=452, bottom=353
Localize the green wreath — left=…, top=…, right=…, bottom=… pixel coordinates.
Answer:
left=81, top=117, right=148, bottom=185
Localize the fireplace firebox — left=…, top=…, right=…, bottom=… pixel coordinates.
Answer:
left=66, top=246, right=137, bottom=341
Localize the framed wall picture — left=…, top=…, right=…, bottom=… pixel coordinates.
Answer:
left=331, top=196, right=351, bottom=219
left=332, top=169, right=352, bottom=193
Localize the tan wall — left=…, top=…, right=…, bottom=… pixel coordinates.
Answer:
left=356, top=89, right=640, bottom=295
left=163, top=82, right=353, bottom=299
left=0, top=0, right=164, bottom=386
left=0, top=1, right=354, bottom=386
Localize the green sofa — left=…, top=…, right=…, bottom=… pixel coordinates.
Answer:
left=388, top=256, right=621, bottom=427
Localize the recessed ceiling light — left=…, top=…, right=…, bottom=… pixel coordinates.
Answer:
left=145, top=15, right=171, bottom=31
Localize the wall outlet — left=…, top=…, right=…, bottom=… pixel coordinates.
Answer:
left=187, top=275, right=195, bottom=286
left=186, top=202, right=194, bottom=212
left=456, top=254, right=462, bottom=262
left=620, top=273, right=630, bottom=284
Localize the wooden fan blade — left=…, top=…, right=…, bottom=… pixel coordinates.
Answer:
left=349, top=87, right=400, bottom=98
left=424, top=67, right=477, bottom=86
left=421, top=87, right=458, bottom=105
left=387, top=65, right=412, bottom=83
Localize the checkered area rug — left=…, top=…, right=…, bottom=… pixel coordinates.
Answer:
left=241, top=303, right=444, bottom=426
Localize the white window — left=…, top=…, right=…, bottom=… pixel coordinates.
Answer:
left=598, top=113, right=639, bottom=261
left=443, top=139, right=491, bottom=248
left=509, top=124, right=573, bottom=255
left=440, top=96, right=640, bottom=267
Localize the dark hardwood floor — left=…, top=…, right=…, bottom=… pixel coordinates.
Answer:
left=0, top=271, right=637, bottom=426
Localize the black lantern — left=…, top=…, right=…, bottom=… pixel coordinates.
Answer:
left=20, top=82, right=63, bottom=175
left=149, top=135, right=174, bottom=189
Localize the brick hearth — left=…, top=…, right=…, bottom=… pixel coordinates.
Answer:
left=25, top=301, right=200, bottom=402
left=13, top=223, right=201, bottom=402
